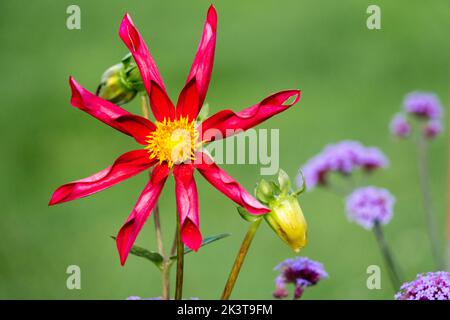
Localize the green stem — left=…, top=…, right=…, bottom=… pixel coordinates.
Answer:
left=175, top=217, right=184, bottom=300
left=373, top=221, right=402, bottom=290
left=221, top=219, right=262, bottom=300
left=140, top=94, right=170, bottom=299
left=416, top=133, right=443, bottom=269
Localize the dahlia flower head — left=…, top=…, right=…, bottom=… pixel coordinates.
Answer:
left=273, top=257, right=328, bottom=299
left=49, top=6, right=301, bottom=265
left=345, top=186, right=395, bottom=229
left=395, top=272, right=450, bottom=300
left=299, top=141, right=388, bottom=190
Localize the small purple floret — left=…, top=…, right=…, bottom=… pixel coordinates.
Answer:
left=345, top=186, right=395, bottom=229
left=390, top=113, right=411, bottom=138
left=273, top=257, right=328, bottom=299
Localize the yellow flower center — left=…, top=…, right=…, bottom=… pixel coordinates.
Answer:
left=145, top=117, right=200, bottom=168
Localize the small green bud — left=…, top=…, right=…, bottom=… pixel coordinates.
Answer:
left=255, top=179, right=275, bottom=204
left=96, top=54, right=144, bottom=105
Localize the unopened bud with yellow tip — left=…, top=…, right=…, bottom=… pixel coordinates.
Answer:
left=96, top=53, right=144, bottom=105
left=264, top=193, right=307, bottom=252
left=240, top=169, right=308, bottom=252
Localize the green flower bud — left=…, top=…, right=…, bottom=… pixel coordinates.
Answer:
left=265, top=194, right=307, bottom=252
left=255, top=179, right=275, bottom=204
left=96, top=54, right=144, bottom=105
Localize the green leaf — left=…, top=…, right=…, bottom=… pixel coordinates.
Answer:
left=110, top=236, right=164, bottom=270
left=170, top=233, right=231, bottom=260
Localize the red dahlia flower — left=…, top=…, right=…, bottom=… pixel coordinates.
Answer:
left=49, top=6, right=301, bottom=265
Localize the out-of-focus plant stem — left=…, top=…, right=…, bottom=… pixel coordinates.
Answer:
left=140, top=94, right=170, bottom=299
left=416, top=132, right=444, bottom=270
left=221, top=219, right=262, bottom=300
left=373, top=221, right=402, bottom=290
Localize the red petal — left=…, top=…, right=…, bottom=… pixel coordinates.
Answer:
left=116, top=164, right=169, bottom=265
left=49, top=150, right=155, bottom=205
left=182, top=5, right=217, bottom=118
left=119, top=14, right=175, bottom=121
left=149, top=80, right=176, bottom=121
left=200, top=90, right=301, bottom=142
left=195, top=152, right=269, bottom=214
left=176, top=78, right=200, bottom=121
left=173, top=164, right=202, bottom=251
left=69, top=77, right=155, bottom=144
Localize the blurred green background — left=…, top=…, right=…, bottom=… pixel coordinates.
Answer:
left=0, top=0, right=448, bottom=299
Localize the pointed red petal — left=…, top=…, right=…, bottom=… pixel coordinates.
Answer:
left=119, top=14, right=175, bottom=121
left=174, top=164, right=202, bottom=251
left=195, top=152, right=269, bottom=214
left=49, top=150, right=155, bottom=205
left=181, top=5, right=217, bottom=118
left=200, top=90, right=300, bottom=142
left=176, top=78, right=200, bottom=120
left=116, top=164, right=169, bottom=265
left=69, top=77, right=155, bottom=144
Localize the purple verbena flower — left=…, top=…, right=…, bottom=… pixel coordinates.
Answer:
left=403, top=92, right=442, bottom=120
left=126, top=296, right=162, bottom=300
left=273, top=257, right=328, bottom=299
left=423, top=119, right=442, bottom=139
left=390, top=113, right=411, bottom=138
left=299, top=141, right=388, bottom=190
left=395, top=272, right=450, bottom=300
left=345, top=186, right=395, bottom=229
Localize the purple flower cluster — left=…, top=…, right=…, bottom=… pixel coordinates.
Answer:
left=403, top=92, right=442, bottom=119
left=390, top=92, right=444, bottom=139
left=395, top=272, right=450, bottom=300
left=390, top=113, right=411, bottom=138
left=423, top=120, right=442, bottom=139
left=299, top=141, right=388, bottom=190
left=127, top=296, right=162, bottom=300
left=345, top=186, right=395, bottom=229
left=273, top=257, right=328, bottom=299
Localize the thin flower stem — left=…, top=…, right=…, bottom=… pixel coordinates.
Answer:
left=153, top=204, right=164, bottom=256
left=175, top=217, right=184, bottom=300
left=416, top=133, right=444, bottom=269
left=140, top=94, right=170, bottom=299
left=140, top=94, right=150, bottom=119
left=221, top=219, right=262, bottom=300
left=373, top=221, right=402, bottom=290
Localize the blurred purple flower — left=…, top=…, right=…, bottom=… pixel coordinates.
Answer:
left=126, top=296, right=199, bottom=300
left=423, top=119, right=442, bottom=139
left=126, top=296, right=162, bottom=300
left=273, top=257, right=328, bottom=299
left=390, top=113, right=411, bottom=138
left=299, top=141, right=388, bottom=190
left=395, top=272, right=450, bottom=300
left=403, top=92, right=442, bottom=120
left=345, top=186, right=395, bottom=229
